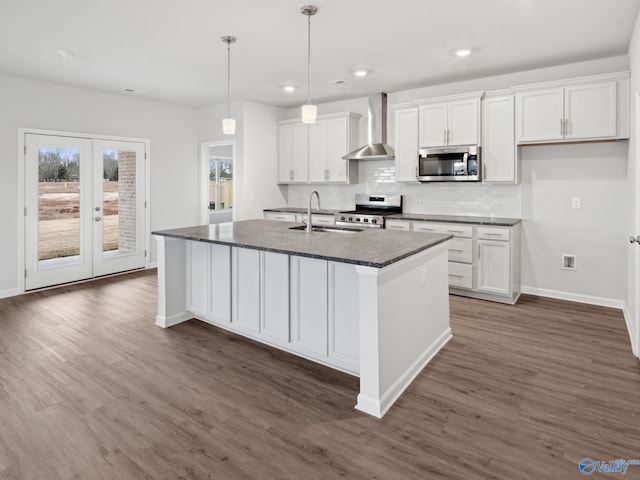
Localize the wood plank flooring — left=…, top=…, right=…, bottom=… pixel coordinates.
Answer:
left=0, top=269, right=638, bottom=479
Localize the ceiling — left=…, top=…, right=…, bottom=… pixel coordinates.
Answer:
left=1, top=0, right=639, bottom=109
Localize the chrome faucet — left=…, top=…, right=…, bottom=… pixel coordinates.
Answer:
left=307, top=190, right=321, bottom=233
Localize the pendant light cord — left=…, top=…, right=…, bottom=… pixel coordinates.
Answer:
left=307, top=14, right=311, bottom=104
left=227, top=41, right=231, bottom=117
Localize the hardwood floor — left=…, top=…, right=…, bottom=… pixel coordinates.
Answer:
left=0, top=269, right=638, bottom=479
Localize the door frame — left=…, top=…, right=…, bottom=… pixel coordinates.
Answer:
left=199, top=139, right=236, bottom=224
left=17, top=128, right=151, bottom=294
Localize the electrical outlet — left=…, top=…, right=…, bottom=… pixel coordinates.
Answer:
left=562, top=254, right=577, bottom=270
left=571, top=197, right=581, bottom=209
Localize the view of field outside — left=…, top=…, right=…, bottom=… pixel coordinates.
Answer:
left=37, top=147, right=122, bottom=261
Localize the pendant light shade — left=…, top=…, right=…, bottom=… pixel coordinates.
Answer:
left=300, top=5, right=318, bottom=124
left=221, top=35, right=236, bottom=135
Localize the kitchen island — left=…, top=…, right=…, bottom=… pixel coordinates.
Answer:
left=152, top=219, right=452, bottom=418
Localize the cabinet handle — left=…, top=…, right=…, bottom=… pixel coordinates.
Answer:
left=484, top=233, right=503, bottom=237
left=560, top=118, right=564, bottom=137
left=564, top=118, right=569, bottom=137
left=449, top=249, right=464, bottom=252
left=448, top=274, right=464, bottom=278
left=478, top=245, right=481, bottom=259
left=325, top=169, right=329, bottom=180
left=444, top=129, right=447, bottom=145
left=415, top=166, right=418, bottom=178
left=447, top=129, right=451, bottom=145
left=448, top=229, right=464, bottom=234
left=290, top=170, right=294, bottom=181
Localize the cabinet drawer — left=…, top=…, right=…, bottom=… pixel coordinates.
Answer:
left=264, top=212, right=297, bottom=222
left=413, top=221, right=472, bottom=238
left=477, top=227, right=510, bottom=241
left=299, top=214, right=335, bottom=225
left=448, top=238, right=472, bottom=263
left=448, top=262, right=473, bottom=289
left=385, top=220, right=411, bottom=231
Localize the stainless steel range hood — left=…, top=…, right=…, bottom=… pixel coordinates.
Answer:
left=343, top=93, right=395, bottom=160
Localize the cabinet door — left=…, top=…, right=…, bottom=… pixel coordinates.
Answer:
left=328, top=262, right=359, bottom=370
left=476, top=240, right=510, bottom=295
left=565, top=82, right=616, bottom=141
left=264, top=211, right=297, bottom=222
left=515, top=88, right=564, bottom=143
left=290, top=256, right=328, bottom=357
left=447, top=98, right=479, bottom=146
left=208, top=244, right=231, bottom=323
left=308, top=121, right=328, bottom=183
left=186, top=240, right=209, bottom=315
left=278, top=124, right=294, bottom=183
left=260, top=252, right=290, bottom=343
left=385, top=220, right=411, bottom=231
left=292, top=123, right=309, bottom=183
left=419, top=103, right=448, bottom=147
left=326, top=117, right=349, bottom=182
left=394, top=107, right=419, bottom=182
left=482, top=95, right=517, bottom=183
left=232, top=247, right=261, bottom=333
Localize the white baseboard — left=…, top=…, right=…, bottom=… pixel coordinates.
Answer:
left=356, top=328, right=452, bottom=418
left=521, top=286, right=624, bottom=310
left=622, top=304, right=639, bottom=358
left=148, top=261, right=158, bottom=269
left=0, top=288, right=19, bottom=299
left=155, top=311, right=192, bottom=328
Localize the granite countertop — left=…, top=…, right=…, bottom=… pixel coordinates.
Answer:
left=388, top=213, right=521, bottom=227
left=263, top=207, right=342, bottom=215
left=152, top=219, right=451, bottom=268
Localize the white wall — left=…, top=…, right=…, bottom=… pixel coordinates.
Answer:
left=198, top=100, right=287, bottom=222
left=0, top=73, right=199, bottom=296
left=521, top=142, right=628, bottom=304
left=284, top=56, right=631, bottom=306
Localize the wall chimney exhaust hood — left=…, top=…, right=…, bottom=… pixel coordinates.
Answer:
left=343, top=93, right=395, bottom=160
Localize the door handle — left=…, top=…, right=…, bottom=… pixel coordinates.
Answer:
left=630, top=236, right=640, bottom=244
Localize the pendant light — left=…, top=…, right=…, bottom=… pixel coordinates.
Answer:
left=221, top=35, right=236, bottom=135
left=300, top=5, right=318, bottom=123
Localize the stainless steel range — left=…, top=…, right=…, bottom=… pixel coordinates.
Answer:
left=335, top=194, right=403, bottom=229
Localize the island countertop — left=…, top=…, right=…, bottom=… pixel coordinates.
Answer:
left=152, top=219, right=451, bottom=268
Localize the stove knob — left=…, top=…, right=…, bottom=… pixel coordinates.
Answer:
left=348, top=217, right=353, bottom=221
left=364, top=218, right=369, bottom=223
left=355, top=217, right=361, bottom=222
left=372, top=219, right=377, bottom=224
left=340, top=216, right=346, bottom=221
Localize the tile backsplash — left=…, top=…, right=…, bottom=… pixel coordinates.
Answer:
left=286, top=160, right=521, bottom=218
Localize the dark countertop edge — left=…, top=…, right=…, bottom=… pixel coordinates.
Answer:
left=263, top=207, right=342, bottom=215
left=388, top=213, right=522, bottom=226
left=152, top=230, right=452, bottom=269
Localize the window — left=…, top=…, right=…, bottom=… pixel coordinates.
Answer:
left=209, top=157, right=233, bottom=210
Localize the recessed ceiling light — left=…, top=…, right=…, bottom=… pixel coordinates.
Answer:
left=354, top=70, right=368, bottom=77
left=283, top=86, right=295, bottom=92
left=58, top=49, right=78, bottom=60
left=455, top=48, right=472, bottom=57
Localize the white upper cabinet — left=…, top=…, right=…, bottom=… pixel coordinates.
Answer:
left=514, top=72, right=628, bottom=144
left=482, top=92, right=517, bottom=183
left=417, top=93, right=482, bottom=148
left=278, top=123, right=308, bottom=183
left=278, top=112, right=360, bottom=185
left=393, top=106, right=419, bottom=182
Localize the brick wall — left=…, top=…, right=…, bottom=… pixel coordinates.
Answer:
left=117, top=151, right=137, bottom=253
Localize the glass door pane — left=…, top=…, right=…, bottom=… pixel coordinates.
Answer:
left=93, top=140, right=146, bottom=277
left=37, top=146, right=81, bottom=263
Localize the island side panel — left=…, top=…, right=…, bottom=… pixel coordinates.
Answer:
left=154, top=235, right=192, bottom=328
left=355, top=243, right=452, bottom=418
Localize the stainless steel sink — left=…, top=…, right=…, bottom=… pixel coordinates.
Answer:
left=288, top=225, right=363, bottom=234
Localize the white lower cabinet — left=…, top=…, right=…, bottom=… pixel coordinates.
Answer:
left=264, top=211, right=297, bottom=222
left=185, top=240, right=359, bottom=374
left=186, top=241, right=231, bottom=321
left=401, top=221, right=521, bottom=304
left=290, top=256, right=328, bottom=357
left=232, top=247, right=261, bottom=333
left=260, top=252, right=290, bottom=343
left=477, top=240, right=510, bottom=295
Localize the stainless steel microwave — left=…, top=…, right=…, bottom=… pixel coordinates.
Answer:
left=417, top=146, right=480, bottom=182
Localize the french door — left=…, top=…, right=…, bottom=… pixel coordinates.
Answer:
left=25, top=134, right=146, bottom=290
